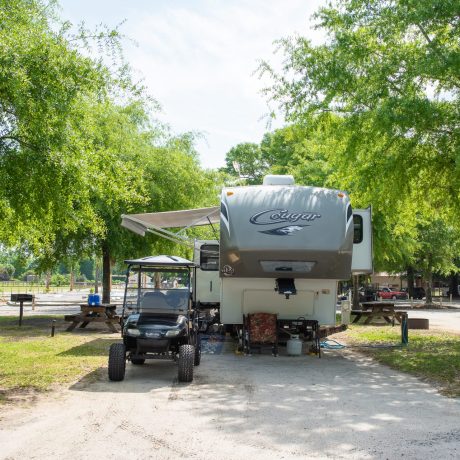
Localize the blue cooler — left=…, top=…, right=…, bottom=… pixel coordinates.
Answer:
left=88, top=293, right=101, bottom=306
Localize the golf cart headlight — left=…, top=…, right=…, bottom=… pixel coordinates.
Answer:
left=165, top=330, right=180, bottom=337
left=127, top=328, right=141, bottom=336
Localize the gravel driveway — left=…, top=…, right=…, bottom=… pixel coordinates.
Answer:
left=1, top=343, right=458, bottom=460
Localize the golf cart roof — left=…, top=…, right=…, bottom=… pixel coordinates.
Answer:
left=124, top=255, right=196, bottom=268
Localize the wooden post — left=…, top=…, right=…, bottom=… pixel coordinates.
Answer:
left=19, top=300, right=24, bottom=326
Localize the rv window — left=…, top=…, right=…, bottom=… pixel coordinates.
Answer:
left=353, top=215, right=363, bottom=244
left=200, top=244, right=219, bottom=271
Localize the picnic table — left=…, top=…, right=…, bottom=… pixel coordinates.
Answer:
left=65, top=304, right=120, bottom=332
left=351, top=301, right=406, bottom=325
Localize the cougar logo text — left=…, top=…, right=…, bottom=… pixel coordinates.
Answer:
left=250, top=209, right=321, bottom=225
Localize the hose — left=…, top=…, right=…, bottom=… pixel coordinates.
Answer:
left=320, top=339, right=407, bottom=350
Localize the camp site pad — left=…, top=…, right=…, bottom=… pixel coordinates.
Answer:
left=0, top=345, right=459, bottom=459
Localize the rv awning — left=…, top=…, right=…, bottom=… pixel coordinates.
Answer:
left=121, top=206, right=220, bottom=237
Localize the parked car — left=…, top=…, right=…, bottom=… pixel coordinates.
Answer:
left=376, top=287, right=408, bottom=300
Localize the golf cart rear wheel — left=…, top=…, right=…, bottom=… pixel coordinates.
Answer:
left=194, top=338, right=201, bottom=366
left=131, top=358, right=145, bottom=365
left=178, top=344, right=194, bottom=382
left=108, top=343, right=126, bottom=381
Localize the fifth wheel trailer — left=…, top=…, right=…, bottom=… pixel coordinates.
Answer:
left=121, top=175, right=373, bottom=327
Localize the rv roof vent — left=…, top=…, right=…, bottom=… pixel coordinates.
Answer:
left=263, top=175, right=295, bottom=186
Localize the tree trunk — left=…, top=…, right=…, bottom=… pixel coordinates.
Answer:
left=406, top=266, right=415, bottom=298
left=45, top=271, right=51, bottom=293
left=94, top=257, right=100, bottom=294
left=102, top=243, right=112, bottom=304
left=425, top=270, right=433, bottom=304
left=70, top=268, right=75, bottom=291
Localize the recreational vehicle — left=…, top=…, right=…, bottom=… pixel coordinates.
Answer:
left=121, top=175, right=372, bottom=329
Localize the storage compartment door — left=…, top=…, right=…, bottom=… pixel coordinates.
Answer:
left=194, top=241, right=221, bottom=304
left=351, top=208, right=373, bottom=274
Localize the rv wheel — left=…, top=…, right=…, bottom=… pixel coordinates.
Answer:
left=108, top=343, right=126, bottom=381
left=178, top=344, right=194, bottom=382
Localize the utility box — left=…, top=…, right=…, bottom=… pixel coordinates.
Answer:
left=341, top=300, right=351, bottom=325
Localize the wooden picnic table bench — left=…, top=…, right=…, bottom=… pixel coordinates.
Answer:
left=351, top=301, right=406, bottom=325
left=65, top=304, right=120, bottom=332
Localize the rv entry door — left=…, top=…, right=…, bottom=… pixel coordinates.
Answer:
left=351, top=207, right=373, bottom=274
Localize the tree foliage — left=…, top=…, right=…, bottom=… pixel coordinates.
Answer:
left=0, top=0, right=214, bottom=301
left=261, top=0, right=460, bottom=275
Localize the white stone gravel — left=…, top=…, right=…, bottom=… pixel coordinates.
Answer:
left=0, top=344, right=459, bottom=459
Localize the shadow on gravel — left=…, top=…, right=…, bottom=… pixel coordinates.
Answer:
left=69, top=359, right=179, bottom=393
left=199, top=351, right=459, bottom=457
left=68, top=334, right=228, bottom=394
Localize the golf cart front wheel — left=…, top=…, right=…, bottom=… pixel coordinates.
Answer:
left=131, top=357, right=145, bottom=365
left=178, top=344, right=194, bottom=382
left=108, top=343, right=126, bottom=381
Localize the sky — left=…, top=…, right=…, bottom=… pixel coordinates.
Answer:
left=59, top=0, right=326, bottom=169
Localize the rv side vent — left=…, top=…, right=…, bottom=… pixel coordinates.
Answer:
left=262, top=175, right=295, bottom=186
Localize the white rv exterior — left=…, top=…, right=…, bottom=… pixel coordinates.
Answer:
left=218, top=176, right=355, bottom=325
left=121, top=175, right=373, bottom=327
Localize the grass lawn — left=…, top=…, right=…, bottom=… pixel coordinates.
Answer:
left=339, top=325, right=460, bottom=397
left=0, top=316, right=118, bottom=404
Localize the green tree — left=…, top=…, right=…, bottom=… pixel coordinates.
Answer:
left=0, top=0, right=116, bottom=245
left=413, top=218, right=460, bottom=304
left=0, top=263, right=15, bottom=280
left=222, top=143, right=267, bottom=184
left=261, top=0, right=460, bottom=275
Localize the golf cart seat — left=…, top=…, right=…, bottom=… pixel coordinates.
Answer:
left=141, top=291, right=169, bottom=310
left=166, top=290, right=189, bottom=310
left=243, top=312, right=278, bottom=356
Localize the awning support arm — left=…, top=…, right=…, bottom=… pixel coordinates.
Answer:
left=208, top=216, right=219, bottom=239
left=176, top=209, right=219, bottom=235
left=146, top=227, right=195, bottom=249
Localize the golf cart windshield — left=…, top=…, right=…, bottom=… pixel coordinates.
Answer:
left=125, top=267, right=191, bottom=314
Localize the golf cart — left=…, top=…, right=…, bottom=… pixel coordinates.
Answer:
left=108, top=255, right=200, bottom=383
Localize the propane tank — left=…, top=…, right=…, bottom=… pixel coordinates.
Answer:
left=286, top=335, right=302, bottom=356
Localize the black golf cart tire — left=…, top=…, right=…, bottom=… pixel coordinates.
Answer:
left=194, top=337, right=201, bottom=366
left=108, top=343, right=126, bottom=381
left=178, top=344, right=194, bottom=382
left=131, top=358, right=145, bottom=365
